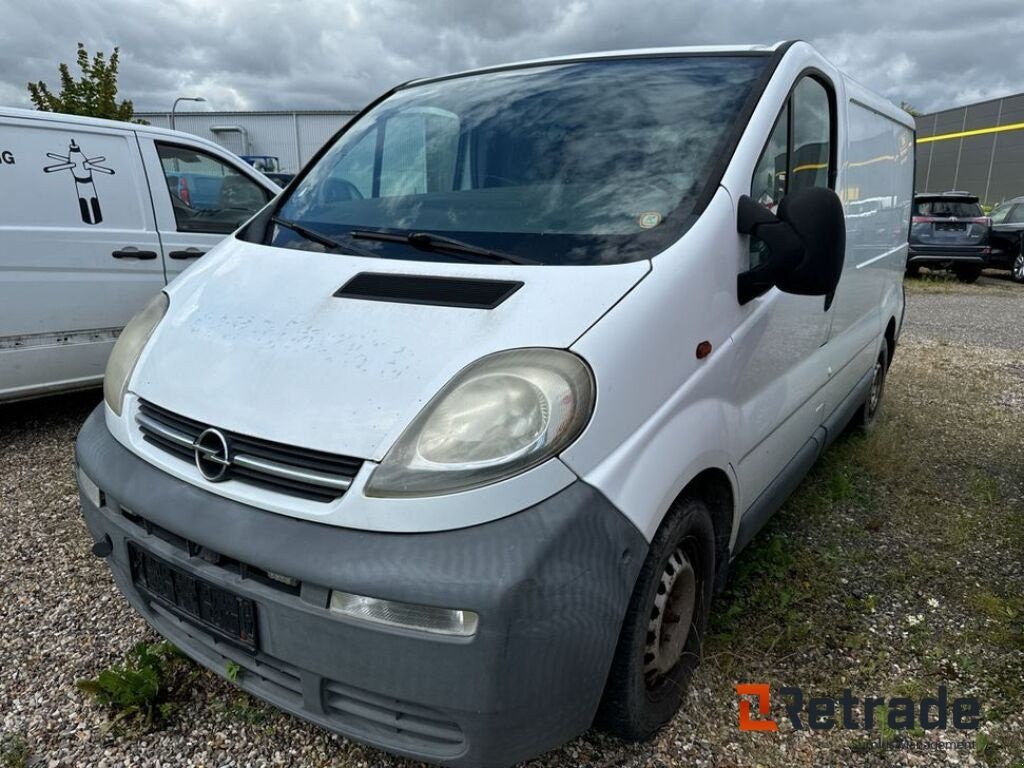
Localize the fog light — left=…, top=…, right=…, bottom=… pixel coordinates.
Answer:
left=329, top=591, right=478, bottom=637
left=77, top=466, right=103, bottom=508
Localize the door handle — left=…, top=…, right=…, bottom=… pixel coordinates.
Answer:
left=112, top=247, right=158, bottom=260
left=168, top=248, right=206, bottom=260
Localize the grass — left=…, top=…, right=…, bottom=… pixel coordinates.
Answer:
left=903, top=269, right=1018, bottom=294
left=0, top=733, right=29, bottom=768
left=77, top=642, right=196, bottom=733
left=702, top=338, right=1024, bottom=761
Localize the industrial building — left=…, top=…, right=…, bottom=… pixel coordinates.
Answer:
left=915, top=93, right=1024, bottom=205
left=136, top=109, right=358, bottom=173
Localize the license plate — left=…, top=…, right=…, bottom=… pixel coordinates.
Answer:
left=128, top=543, right=257, bottom=650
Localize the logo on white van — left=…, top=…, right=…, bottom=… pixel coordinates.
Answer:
left=0, top=150, right=14, bottom=164
left=193, top=428, right=232, bottom=482
left=43, top=139, right=115, bottom=225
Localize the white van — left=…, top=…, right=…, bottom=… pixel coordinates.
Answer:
left=0, top=108, right=279, bottom=402
left=76, top=42, right=913, bottom=767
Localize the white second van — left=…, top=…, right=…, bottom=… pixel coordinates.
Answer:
left=0, top=108, right=279, bottom=402
left=76, top=42, right=913, bottom=767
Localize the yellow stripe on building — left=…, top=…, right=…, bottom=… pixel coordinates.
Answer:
left=917, top=121, right=1024, bottom=144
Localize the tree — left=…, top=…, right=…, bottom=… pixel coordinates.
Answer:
left=28, top=43, right=136, bottom=122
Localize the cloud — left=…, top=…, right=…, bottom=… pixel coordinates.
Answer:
left=2, top=0, right=1022, bottom=114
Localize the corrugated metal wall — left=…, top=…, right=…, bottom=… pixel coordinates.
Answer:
left=136, top=110, right=358, bottom=172
left=915, top=94, right=1024, bottom=205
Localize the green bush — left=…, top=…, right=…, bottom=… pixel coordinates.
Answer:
left=77, top=642, right=186, bottom=729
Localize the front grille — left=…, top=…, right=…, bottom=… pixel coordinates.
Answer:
left=135, top=399, right=362, bottom=502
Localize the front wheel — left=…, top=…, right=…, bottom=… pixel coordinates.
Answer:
left=595, top=497, right=716, bottom=741
left=1012, top=244, right=1024, bottom=284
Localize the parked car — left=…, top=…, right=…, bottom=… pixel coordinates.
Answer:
left=75, top=41, right=913, bottom=768
left=907, top=192, right=991, bottom=282
left=987, top=196, right=1024, bottom=282
left=0, top=108, right=280, bottom=403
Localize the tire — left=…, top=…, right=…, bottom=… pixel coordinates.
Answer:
left=905, top=263, right=921, bottom=278
left=595, top=497, right=716, bottom=741
left=953, top=265, right=982, bottom=283
left=1012, top=243, right=1024, bottom=284
left=852, top=339, right=889, bottom=433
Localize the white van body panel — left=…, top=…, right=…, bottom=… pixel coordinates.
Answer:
left=0, top=114, right=164, bottom=400
left=0, top=107, right=277, bottom=403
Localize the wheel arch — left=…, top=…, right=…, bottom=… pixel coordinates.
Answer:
left=665, top=466, right=736, bottom=593
left=884, top=315, right=897, bottom=368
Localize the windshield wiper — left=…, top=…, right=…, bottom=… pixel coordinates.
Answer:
left=350, top=229, right=539, bottom=266
left=271, top=217, right=380, bottom=259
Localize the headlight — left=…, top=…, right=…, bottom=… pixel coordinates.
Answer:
left=366, top=348, right=594, bottom=497
left=104, top=292, right=168, bottom=416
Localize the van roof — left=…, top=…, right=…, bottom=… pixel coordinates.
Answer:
left=0, top=106, right=241, bottom=153
left=400, top=42, right=916, bottom=130
left=404, top=43, right=788, bottom=88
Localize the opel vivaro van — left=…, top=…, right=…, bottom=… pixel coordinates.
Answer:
left=75, top=41, right=914, bottom=767
left=0, top=108, right=279, bottom=402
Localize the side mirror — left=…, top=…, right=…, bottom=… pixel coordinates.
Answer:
left=737, top=186, right=846, bottom=308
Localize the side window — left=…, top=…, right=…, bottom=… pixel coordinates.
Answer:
left=790, top=78, right=832, bottom=194
left=751, top=104, right=788, bottom=213
left=1007, top=204, right=1024, bottom=224
left=750, top=106, right=788, bottom=268
left=379, top=111, right=461, bottom=198
left=749, top=75, right=833, bottom=268
left=380, top=114, right=428, bottom=197
left=326, top=130, right=375, bottom=198
left=322, top=110, right=461, bottom=201
left=989, top=205, right=1010, bottom=224
left=156, top=143, right=270, bottom=234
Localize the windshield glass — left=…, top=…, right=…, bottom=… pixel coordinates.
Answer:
left=268, top=55, right=769, bottom=265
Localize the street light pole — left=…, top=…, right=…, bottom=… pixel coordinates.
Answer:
left=170, top=96, right=206, bottom=130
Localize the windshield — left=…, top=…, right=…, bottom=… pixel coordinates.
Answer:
left=268, top=55, right=769, bottom=265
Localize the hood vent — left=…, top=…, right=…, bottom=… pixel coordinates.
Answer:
left=334, top=273, right=523, bottom=310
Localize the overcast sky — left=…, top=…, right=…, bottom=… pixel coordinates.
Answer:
left=3, top=0, right=1022, bottom=115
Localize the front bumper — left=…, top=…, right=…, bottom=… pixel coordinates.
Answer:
left=75, top=406, right=646, bottom=767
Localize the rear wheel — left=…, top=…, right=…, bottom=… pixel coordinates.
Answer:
left=853, top=339, right=889, bottom=433
left=596, top=497, right=716, bottom=741
left=1012, top=243, right=1024, bottom=284
left=953, top=265, right=982, bottom=283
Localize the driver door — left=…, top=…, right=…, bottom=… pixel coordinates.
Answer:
left=138, top=137, right=275, bottom=281
left=732, top=75, right=837, bottom=511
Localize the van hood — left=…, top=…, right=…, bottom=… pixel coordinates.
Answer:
left=131, top=239, right=649, bottom=460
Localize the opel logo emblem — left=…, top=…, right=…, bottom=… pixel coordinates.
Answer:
left=194, top=428, right=231, bottom=482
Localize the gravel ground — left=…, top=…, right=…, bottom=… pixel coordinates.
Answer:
left=2, top=278, right=1023, bottom=767
left=901, top=271, right=1024, bottom=351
